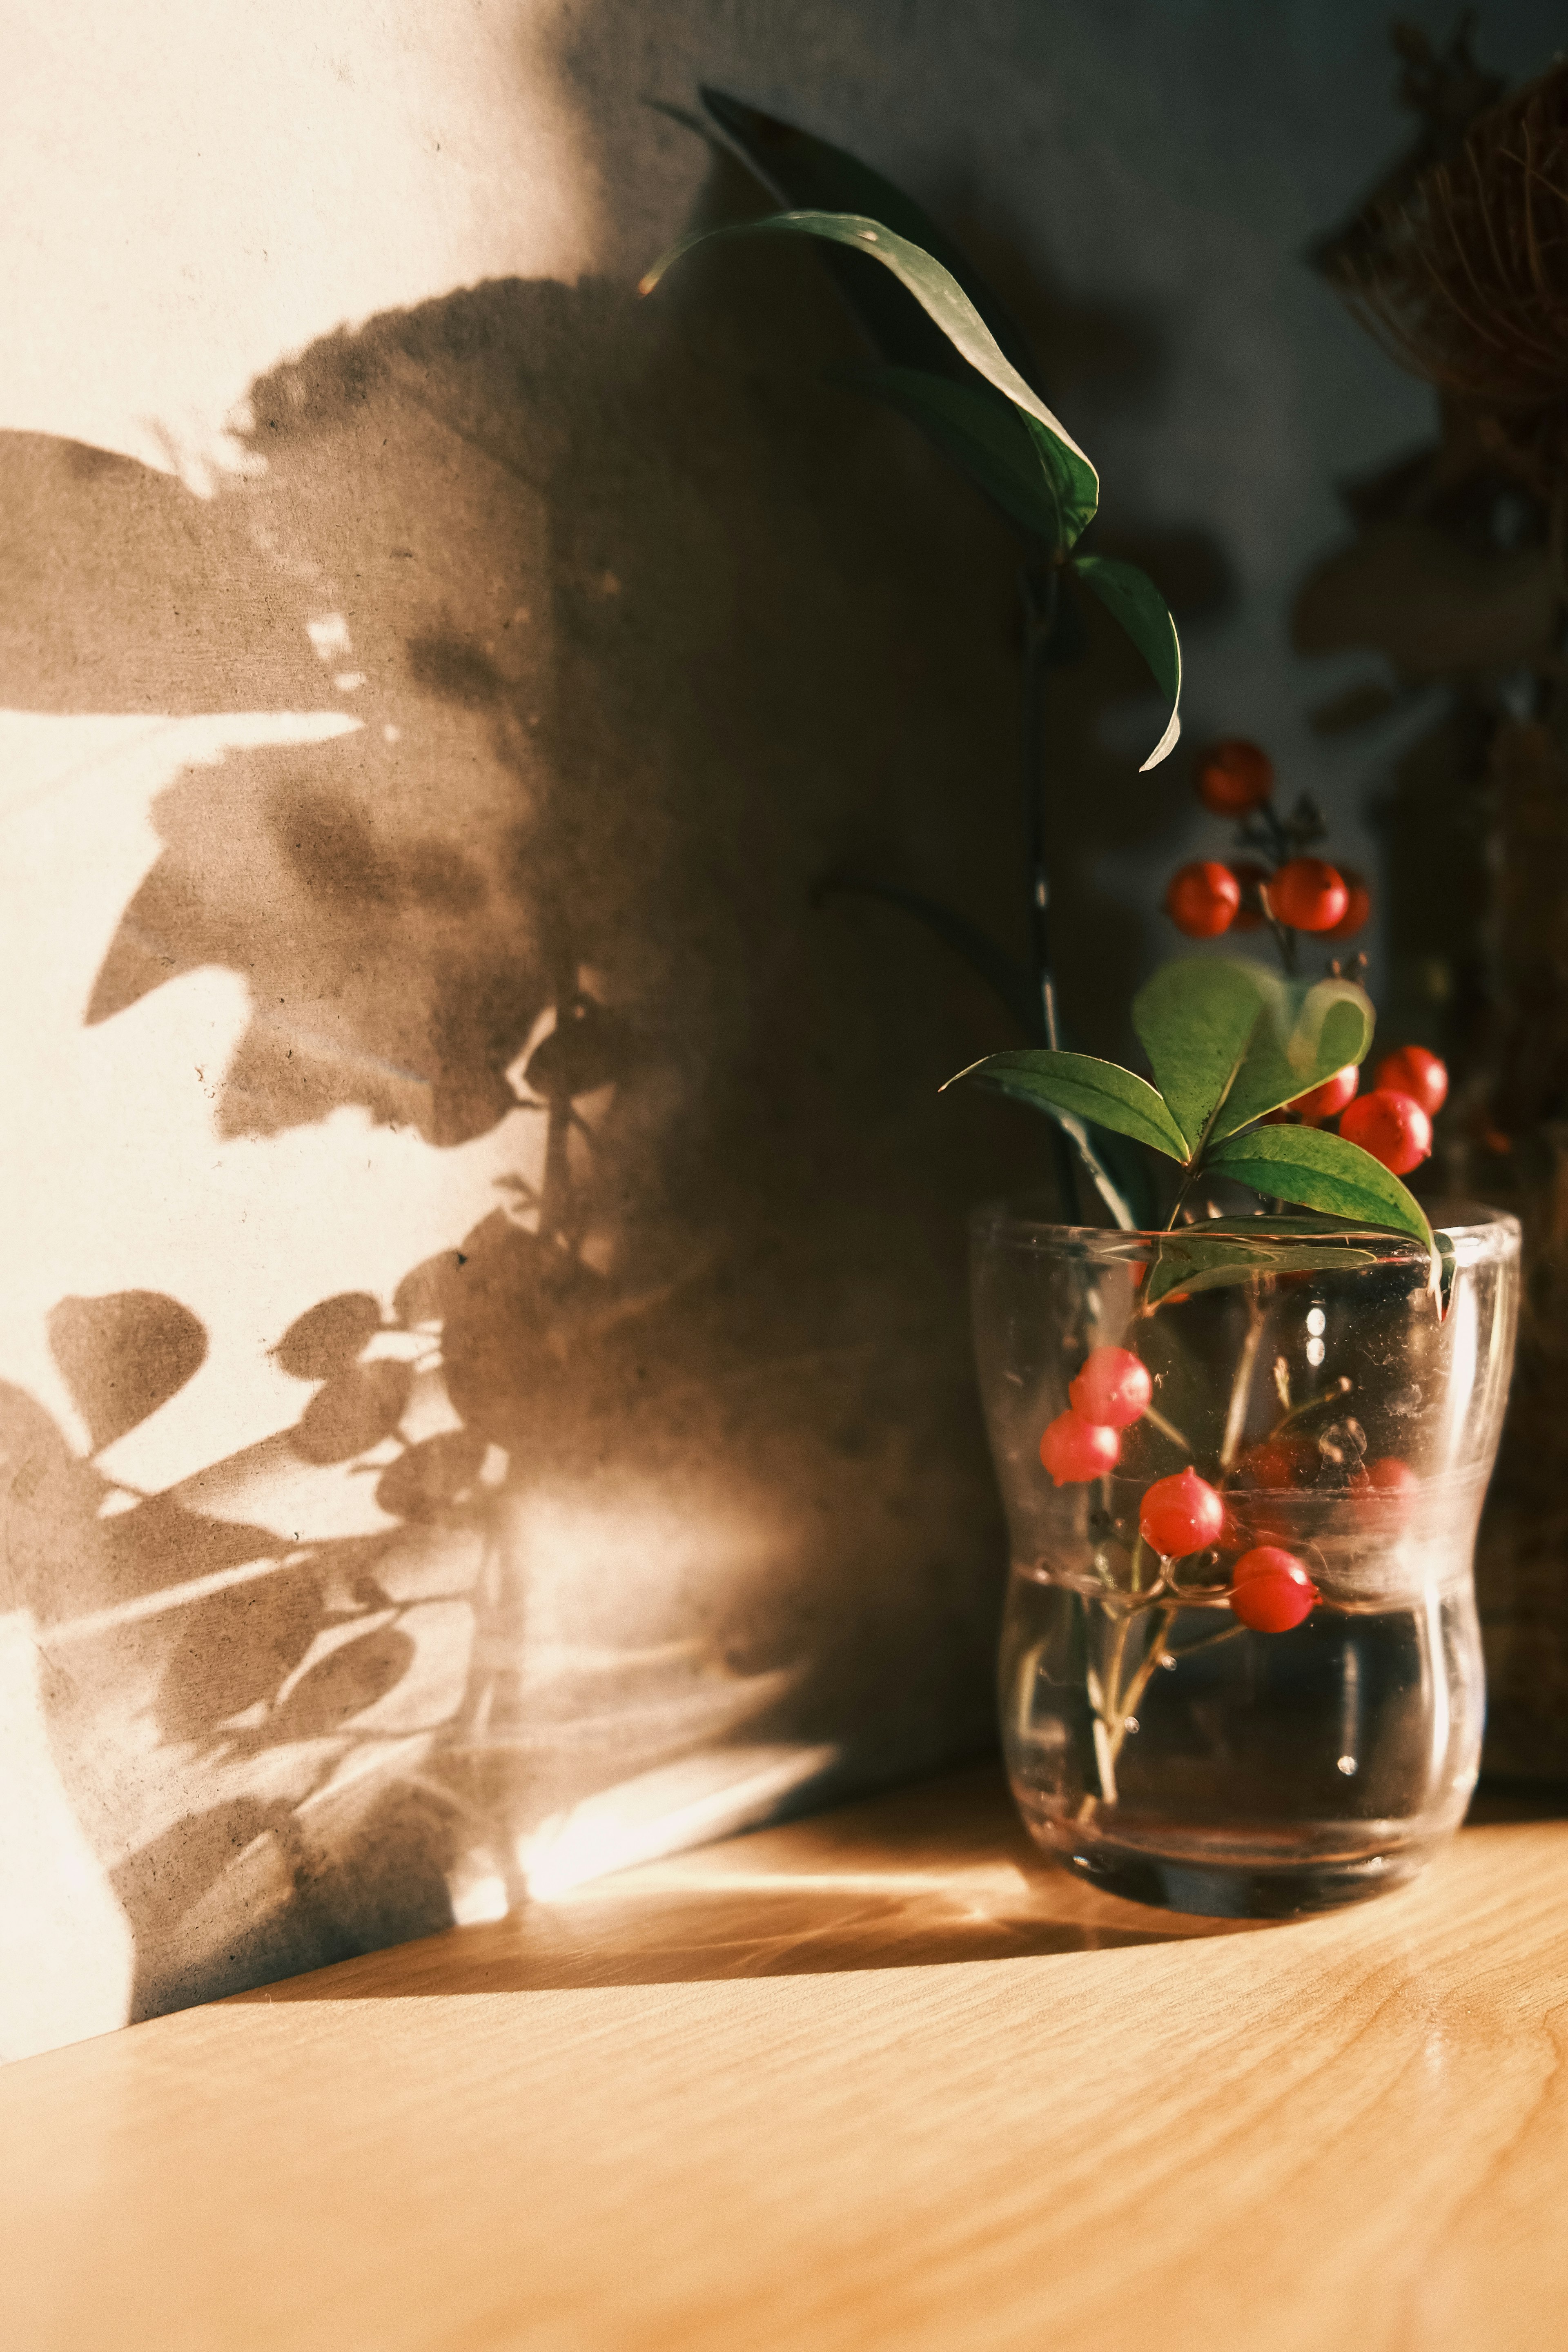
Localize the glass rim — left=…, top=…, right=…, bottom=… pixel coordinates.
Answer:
left=970, top=1194, right=1521, bottom=1269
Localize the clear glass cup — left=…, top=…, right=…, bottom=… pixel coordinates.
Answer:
left=971, top=1199, right=1521, bottom=1918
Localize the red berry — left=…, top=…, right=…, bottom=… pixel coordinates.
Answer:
left=1196, top=739, right=1274, bottom=817
left=1165, top=860, right=1241, bottom=939
left=1139, top=1468, right=1225, bottom=1559
left=1351, top=1457, right=1419, bottom=1519
left=1373, top=1045, right=1448, bottom=1118
left=1239, top=1434, right=1317, bottom=1490
left=1040, top=1411, right=1120, bottom=1486
left=1229, top=1546, right=1319, bottom=1632
left=1268, top=858, right=1349, bottom=933
left=1068, top=1345, right=1152, bottom=1430
left=1288, top=1064, right=1359, bottom=1123
left=1229, top=858, right=1271, bottom=932
left=1325, top=867, right=1371, bottom=941
left=1340, top=1089, right=1432, bottom=1176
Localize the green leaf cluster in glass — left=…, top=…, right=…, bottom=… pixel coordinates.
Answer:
left=944, top=957, right=1433, bottom=1252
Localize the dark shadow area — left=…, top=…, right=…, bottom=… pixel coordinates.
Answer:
left=228, top=1765, right=1268, bottom=1998
left=3, top=135, right=1232, bottom=2033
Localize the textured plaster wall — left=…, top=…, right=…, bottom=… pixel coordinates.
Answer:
left=2, top=0, right=1560, bottom=2060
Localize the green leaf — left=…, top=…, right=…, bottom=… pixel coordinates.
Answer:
left=696, top=89, right=1040, bottom=389
left=1071, top=555, right=1183, bottom=771
left=640, top=211, right=1099, bottom=534
left=1131, top=960, right=1269, bottom=1155
left=1206, top=1124, right=1434, bottom=1249
left=1208, top=974, right=1375, bottom=1140
left=942, top=1049, right=1188, bottom=1161
left=1130, top=959, right=1376, bottom=1155
left=1141, top=1224, right=1380, bottom=1307
left=840, top=367, right=1089, bottom=550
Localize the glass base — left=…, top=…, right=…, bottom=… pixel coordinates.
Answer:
left=1045, top=1829, right=1440, bottom=1919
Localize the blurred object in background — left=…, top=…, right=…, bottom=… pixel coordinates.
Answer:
left=1299, top=20, right=1568, bottom=1780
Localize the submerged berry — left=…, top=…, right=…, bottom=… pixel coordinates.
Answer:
left=1238, top=1434, right=1317, bottom=1489
left=1352, top=1457, right=1419, bottom=1518
left=1340, top=1089, right=1432, bottom=1175
left=1139, top=1468, right=1225, bottom=1559
left=1069, top=1345, right=1152, bottom=1430
left=1229, top=1545, right=1319, bottom=1631
left=1040, top=1411, right=1119, bottom=1486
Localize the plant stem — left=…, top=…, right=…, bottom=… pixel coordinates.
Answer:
left=1019, top=561, right=1080, bottom=1217
left=1020, top=561, right=1062, bottom=1052
left=1268, top=1375, right=1352, bottom=1440
left=1078, top=1597, right=1176, bottom=1818
left=1219, top=1281, right=1267, bottom=1478
left=1144, top=1403, right=1193, bottom=1454
left=1167, top=1621, right=1246, bottom=1662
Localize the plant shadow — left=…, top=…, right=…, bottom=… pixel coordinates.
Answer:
left=226, top=1764, right=1269, bottom=2000
left=6, top=136, right=1229, bottom=2042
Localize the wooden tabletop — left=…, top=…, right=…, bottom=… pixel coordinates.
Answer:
left=5, top=1763, right=1567, bottom=2351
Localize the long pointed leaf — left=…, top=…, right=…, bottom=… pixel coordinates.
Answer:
left=697, top=89, right=1041, bottom=388
left=1072, top=554, right=1183, bottom=771
left=840, top=367, right=1078, bottom=550
left=1207, top=1124, right=1433, bottom=1249
left=942, top=1049, right=1188, bottom=1161
left=1141, top=1221, right=1381, bottom=1307
left=641, top=210, right=1099, bottom=532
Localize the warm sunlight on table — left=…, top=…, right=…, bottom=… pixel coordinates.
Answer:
left=4, top=1764, right=1566, bottom=2350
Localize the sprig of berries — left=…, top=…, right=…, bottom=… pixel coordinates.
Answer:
left=1269, top=1040, right=1448, bottom=1176
left=1039, top=1345, right=1152, bottom=1483
left=1165, top=739, right=1369, bottom=956
left=1164, top=739, right=1452, bottom=1180
left=1037, top=1393, right=1434, bottom=1635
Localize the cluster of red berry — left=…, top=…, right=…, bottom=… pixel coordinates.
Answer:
left=1040, top=1344, right=1152, bottom=1486
left=1139, top=1470, right=1317, bottom=1632
left=1272, top=1040, right=1447, bottom=1177
left=1163, top=739, right=1368, bottom=945
left=1040, top=1354, right=1419, bottom=1634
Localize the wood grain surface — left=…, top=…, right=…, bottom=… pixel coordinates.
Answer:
left=4, top=1764, right=1567, bottom=2351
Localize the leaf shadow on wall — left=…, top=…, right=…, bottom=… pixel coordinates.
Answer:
left=1, top=159, right=1228, bottom=2027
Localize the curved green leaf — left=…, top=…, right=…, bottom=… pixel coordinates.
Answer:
left=1131, top=960, right=1376, bottom=1155
left=696, top=89, right=1040, bottom=388
left=942, top=1049, right=1188, bottom=1161
left=1142, top=1227, right=1379, bottom=1307
left=1207, top=1124, right=1433, bottom=1248
left=641, top=210, right=1099, bottom=532
left=840, top=367, right=1083, bottom=550
left=1209, top=975, right=1375, bottom=1140
left=1131, top=960, right=1269, bottom=1154
left=1071, top=555, right=1183, bottom=771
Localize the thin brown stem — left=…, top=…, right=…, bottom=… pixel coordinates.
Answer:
left=1219, top=1283, right=1267, bottom=1479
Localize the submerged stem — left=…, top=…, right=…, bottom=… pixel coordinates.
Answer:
left=1219, top=1282, right=1268, bottom=1479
